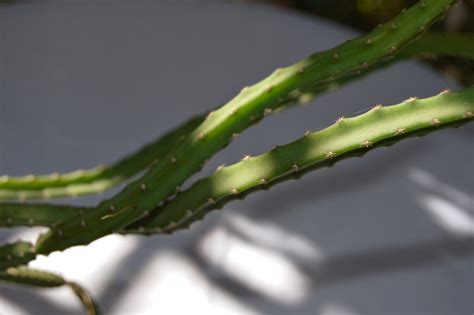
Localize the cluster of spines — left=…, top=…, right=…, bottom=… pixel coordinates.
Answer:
left=33, top=0, right=461, bottom=255
left=0, top=31, right=471, bottom=202
left=124, top=87, right=474, bottom=234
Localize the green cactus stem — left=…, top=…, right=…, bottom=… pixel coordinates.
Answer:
left=0, top=115, right=205, bottom=201
left=0, top=241, right=36, bottom=270
left=34, top=0, right=460, bottom=255
left=0, top=31, right=471, bottom=202
left=124, top=87, right=474, bottom=234
left=0, top=266, right=99, bottom=315
left=0, top=203, right=83, bottom=228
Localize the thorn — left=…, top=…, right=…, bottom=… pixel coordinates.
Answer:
left=241, top=86, right=249, bottom=93
left=230, top=188, right=239, bottom=195
left=419, top=25, right=426, bottom=32
left=326, top=152, right=336, bottom=159
left=304, top=130, right=311, bottom=136
left=168, top=221, right=177, bottom=229
left=405, top=96, right=417, bottom=103
left=57, top=229, right=63, bottom=237
left=207, top=198, right=216, bottom=205
left=366, top=38, right=372, bottom=44
left=362, top=140, right=373, bottom=148
left=336, top=116, right=345, bottom=123
left=216, top=163, right=225, bottom=173
left=391, top=23, right=397, bottom=30
left=372, top=104, right=383, bottom=111
left=264, top=108, right=272, bottom=116
left=431, top=118, right=441, bottom=126
left=439, top=89, right=450, bottom=95
left=290, top=89, right=302, bottom=98
left=242, top=155, right=251, bottom=161
left=333, top=53, right=339, bottom=59
left=231, top=108, right=238, bottom=115
left=361, top=62, right=368, bottom=69
left=80, top=220, right=86, bottom=228
left=259, top=178, right=267, bottom=185
left=395, top=128, right=406, bottom=135
left=25, top=175, right=35, bottom=182
left=421, top=0, right=426, bottom=8
left=298, top=67, right=305, bottom=74
left=389, top=46, right=397, bottom=54
left=291, top=164, right=299, bottom=172
left=464, top=111, right=474, bottom=118
left=271, top=145, right=278, bottom=151
left=232, top=133, right=239, bottom=139
left=266, top=85, right=274, bottom=92
left=170, top=157, right=177, bottom=164
left=175, top=186, right=181, bottom=194
left=197, top=132, right=205, bottom=140
left=109, top=205, right=116, bottom=212
left=140, top=183, right=147, bottom=191
left=143, top=210, right=150, bottom=216
left=185, top=210, right=193, bottom=218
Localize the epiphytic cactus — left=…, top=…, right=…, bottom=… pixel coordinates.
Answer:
left=1, top=0, right=473, bottom=313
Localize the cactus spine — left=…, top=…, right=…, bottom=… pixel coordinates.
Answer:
left=0, top=32, right=470, bottom=202
left=34, top=0, right=460, bottom=255
left=124, top=87, right=474, bottom=234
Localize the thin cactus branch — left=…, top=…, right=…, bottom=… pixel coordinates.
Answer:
left=125, top=87, right=474, bottom=234
left=0, top=203, right=83, bottom=228
left=0, top=241, right=36, bottom=270
left=0, top=115, right=205, bottom=201
left=34, top=0, right=460, bottom=255
left=0, top=32, right=471, bottom=202
left=0, top=266, right=99, bottom=315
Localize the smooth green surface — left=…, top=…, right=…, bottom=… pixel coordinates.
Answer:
left=34, top=0, right=460, bottom=254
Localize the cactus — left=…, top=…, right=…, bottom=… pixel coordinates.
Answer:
left=0, top=203, right=82, bottom=228
left=0, top=241, right=36, bottom=270
left=0, top=266, right=99, bottom=315
left=0, top=32, right=471, bottom=202
left=125, top=87, right=474, bottom=234
left=1, top=0, right=472, bottom=311
left=0, top=114, right=205, bottom=201
left=32, top=0, right=460, bottom=255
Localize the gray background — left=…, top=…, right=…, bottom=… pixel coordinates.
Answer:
left=0, top=1, right=473, bottom=314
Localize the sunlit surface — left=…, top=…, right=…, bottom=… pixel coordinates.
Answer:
left=199, top=214, right=319, bottom=305
left=419, top=194, right=474, bottom=237
left=113, top=251, right=257, bottom=315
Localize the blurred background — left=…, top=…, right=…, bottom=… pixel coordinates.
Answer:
left=0, top=0, right=473, bottom=314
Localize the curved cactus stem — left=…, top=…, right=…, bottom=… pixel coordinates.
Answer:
left=0, top=203, right=85, bottom=228
left=0, top=115, right=205, bottom=201
left=124, top=87, right=474, bottom=234
left=0, top=241, right=36, bottom=270
left=0, top=31, right=470, bottom=201
left=34, top=0, right=460, bottom=255
left=0, top=266, right=99, bottom=315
